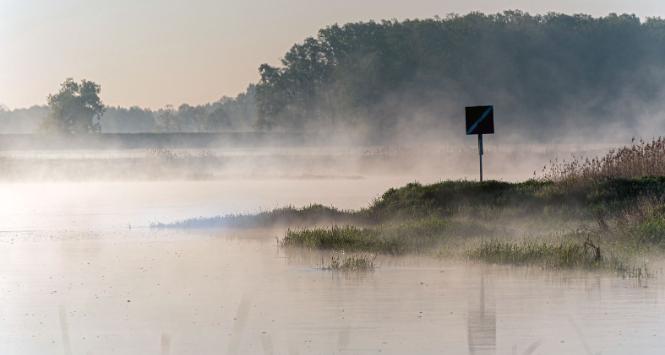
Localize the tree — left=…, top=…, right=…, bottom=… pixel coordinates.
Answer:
left=177, top=103, right=208, bottom=131
left=41, top=78, right=106, bottom=134
left=206, top=106, right=232, bottom=130
left=155, top=105, right=181, bottom=132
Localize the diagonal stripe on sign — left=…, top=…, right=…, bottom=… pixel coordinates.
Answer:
left=466, top=106, right=493, bottom=134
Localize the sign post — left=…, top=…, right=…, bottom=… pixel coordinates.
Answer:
left=478, top=134, right=483, bottom=181
left=465, top=106, right=494, bottom=182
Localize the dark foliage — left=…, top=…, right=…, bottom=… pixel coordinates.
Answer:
left=256, top=12, right=665, bottom=140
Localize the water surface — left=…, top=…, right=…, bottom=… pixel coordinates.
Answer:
left=1, top=228, right=663, bottom=355
left=1, top=178, right=664, bottom=354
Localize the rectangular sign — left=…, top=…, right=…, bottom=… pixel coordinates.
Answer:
left=465, top=105, right=494, bottom=135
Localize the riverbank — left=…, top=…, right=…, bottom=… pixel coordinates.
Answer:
left=156, top=176, right=665, bottom=273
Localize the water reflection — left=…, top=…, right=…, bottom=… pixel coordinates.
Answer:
left=468, top=273, right=496, bottom=355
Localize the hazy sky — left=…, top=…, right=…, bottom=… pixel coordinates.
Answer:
left=2, top=0, right=665, bottom=109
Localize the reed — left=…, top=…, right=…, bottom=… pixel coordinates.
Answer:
left=281, top=217, right=473, bottom=255
left=542, top=137, right=665, bottom=182
left=323, top=252, right=376, bottom=272
left=467, top=239, right=602, bottom=268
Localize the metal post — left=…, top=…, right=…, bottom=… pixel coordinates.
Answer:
left=478, top=134, right=484, bottom=182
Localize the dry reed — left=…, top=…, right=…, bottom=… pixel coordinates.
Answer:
left=542, top=137, right=665, bottom=182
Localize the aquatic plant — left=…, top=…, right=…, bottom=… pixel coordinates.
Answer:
left=467, top=239, right=603, bottom=269
left=283, top=225, right=400, bottom=254
left=281, top=217, right=478, bottom=255
left=323, top=252, right=376, bottom=272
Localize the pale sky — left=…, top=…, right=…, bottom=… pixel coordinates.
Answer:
left=2, top=0, right=665, bottom=109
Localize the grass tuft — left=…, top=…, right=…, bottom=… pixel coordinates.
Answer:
left=282, top=217, right=484, bottom=255
left=323, top=252, right=376, bottom=272
left=467, top=239, right=603, bottom=268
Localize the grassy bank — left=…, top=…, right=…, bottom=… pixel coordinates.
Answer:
left=282, top=217, right=491, bottom=254
left=155, top=177, right=665, bottom=272
left=153, top=176, right=665, bottom=272
left=278, top=177, right=665, bottom=272
left=156, top=139, right=665, bottom=272
left=365, top=177, right=665, bottom=222
left=155, top=177, right=665, bottom=229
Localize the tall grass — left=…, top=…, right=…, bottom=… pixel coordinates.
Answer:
left=607, top=196, right=665, bottom=246
left=467, top=239, right=602, bottom=268
left=323, top=252, right=376, bottom=272
left=467, top=239, right=652, bottom=277
left=543, top=137, right=665, bottom=182
left=282, top=217, right=479, bottom=255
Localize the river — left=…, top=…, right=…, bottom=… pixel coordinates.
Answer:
left=1, top=178, right=664, bottom=354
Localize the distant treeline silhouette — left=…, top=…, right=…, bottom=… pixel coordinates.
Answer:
left=3, top=11, right=665, bottom=140
left=0, top=85, right=257, bottom=134
left=255, top=11, right=665, bottom=140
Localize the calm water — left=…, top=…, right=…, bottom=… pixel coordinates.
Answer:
left=0, top=178, right=422, bottom=231
left=1, top=180, right=664, bottom=354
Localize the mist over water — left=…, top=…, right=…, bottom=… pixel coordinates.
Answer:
left=5, top=9, right=665, bottom=355
left=1, top=142, right=664, bottom=354
left=1, top=102, right=661, bottom=354
left=0, top=178, right=406, bottom=231
left=0, top=139, right=620, bottom=232
left=0, top=140, right=619, bottom=181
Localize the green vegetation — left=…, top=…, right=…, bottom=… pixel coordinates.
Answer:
left=256, top=12, right=665, bottom=139
left=467, top=238, right=651, bottom=278
left=41, top=78, right=105, bottom=134
left=323, top=252, right=376, bottom=272
left=277, top=177, right=665, bottom=272
left=364, top=177, right=665, bottom=222
left=282, top=218, right=488, bottom=254
left=158, top=174, right=665, bottom=229
left=153, top=139, right=665, bottom=274
left=467, top=239, right=602, bottom=269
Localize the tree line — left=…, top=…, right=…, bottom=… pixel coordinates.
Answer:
left=255, top=11, right=665, bottom=141
left=0, top=83, right=257, bottom=134
left=3, top=11, right=665, bottom=140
